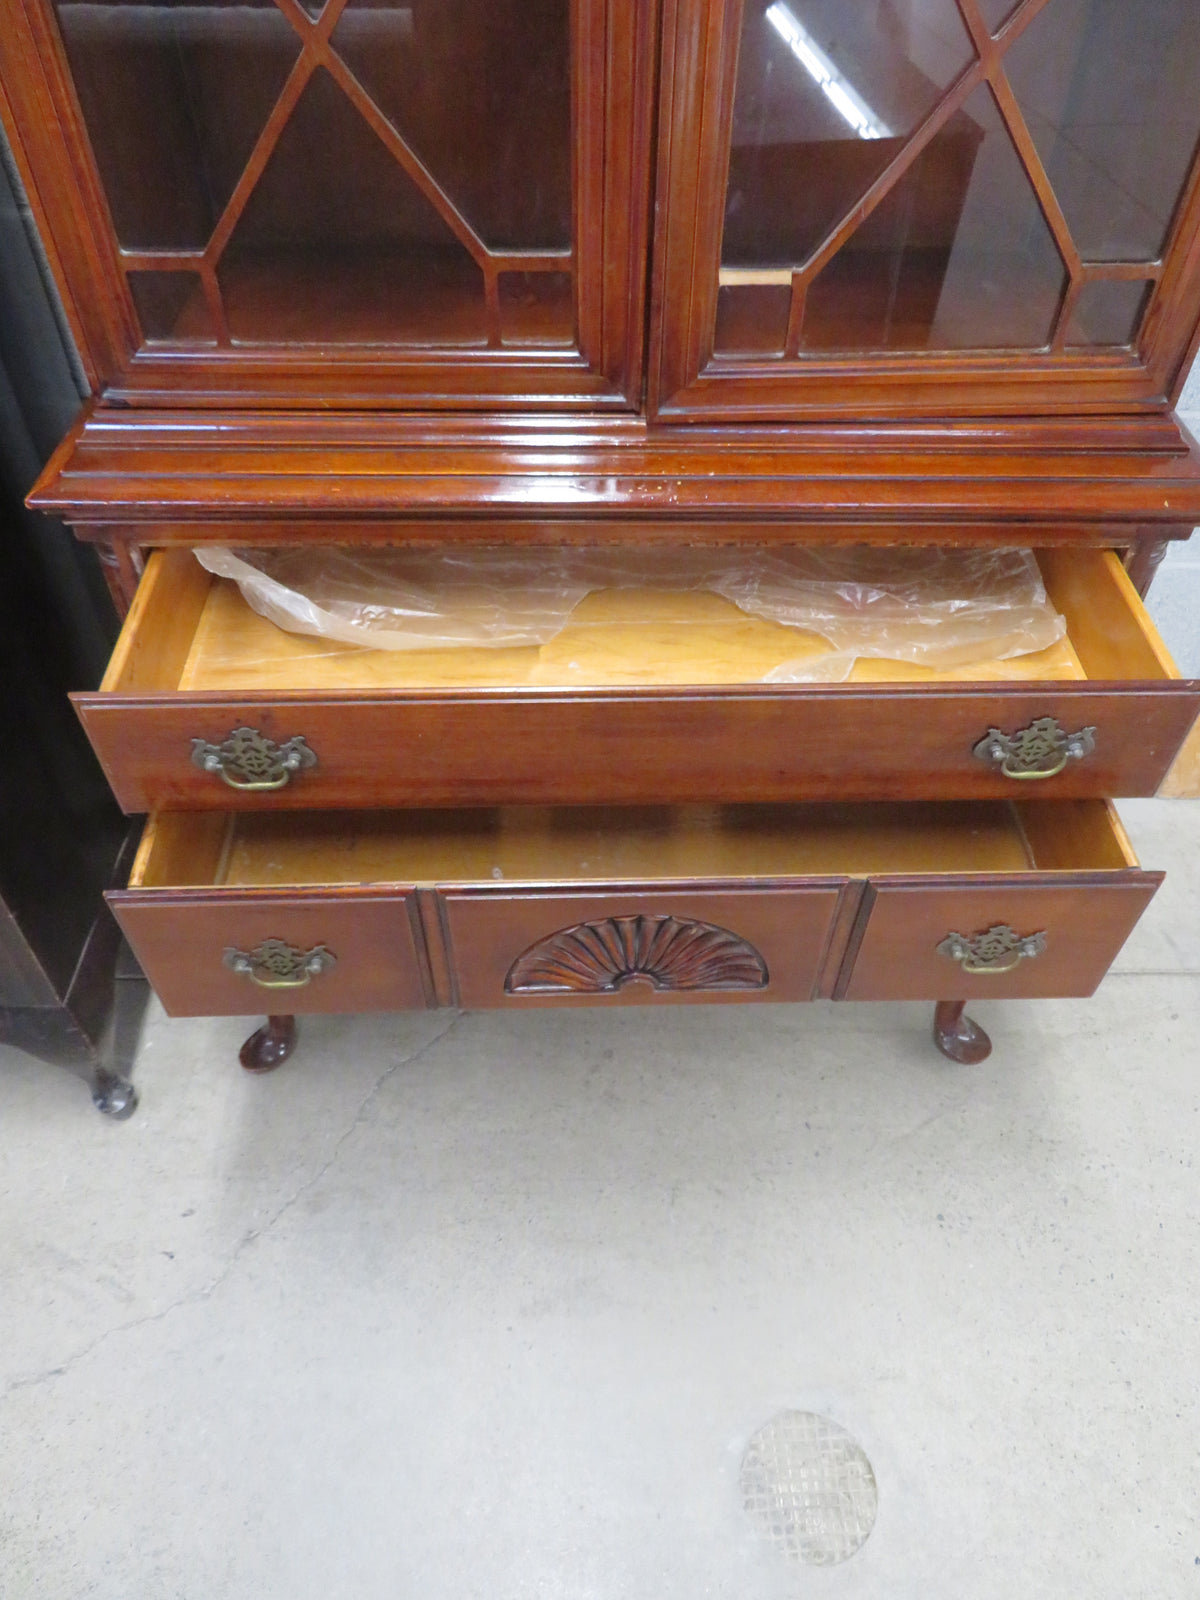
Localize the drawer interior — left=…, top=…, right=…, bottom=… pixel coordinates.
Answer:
left=129, top=798, right=1139, bottom=891
left=102, top=546, right=1179, bottom=696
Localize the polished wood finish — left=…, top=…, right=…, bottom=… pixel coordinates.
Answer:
left=73, top=547, right=1200, bottom=813
left=838, top=875, right=1159, bottom=1001
left=932, top=1001, right=992, bottom=1065
left=7, top=0, right=1200, bottom=1068
left=110, top=886, right=430, bottom=1016
left=0, top=0, right=656, bottom=409
left=29, top=410, right=1200, bottom=529
left=239, top=1014, right=298, bottom=1074
left=108, top=797, right=1155, bottom=1019
left=440, top=886, right=845, bottom=1007
left=649, top=0, right=1200, bottom=420
left=79, top=684, right=1200, bottom=814
left=1124, top=537, right=1172, bottom=599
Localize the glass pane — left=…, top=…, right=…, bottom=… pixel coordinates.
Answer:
left=721, top=0, right=975, bottom=269
left=127, top=270, right=214, bottom=342
left=977, top=0, right=1019, bottom=32
left=1064, top=279, right=1152, bottom=347
left=331, top=0, right=571, bottom=249
left=802, top=85, right=1067, bottom=350
left=1005, top=0, right=1200, bottom=260
left=53, top=0, right=300, bottom=250
left=498, top=272, right=574, bottom=344
left=219, top=68, right=487, bottom=346
left=714, top=283, right=792, bottom=354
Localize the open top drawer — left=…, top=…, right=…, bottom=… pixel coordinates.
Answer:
left=109, top=798, right=1159, bottom=1013
left=76, top=546, right=1200, bottom=810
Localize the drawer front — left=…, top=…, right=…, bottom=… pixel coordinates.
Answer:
left=439, top=884, right=848, bottom=1008
left=75, top=686, right=1200, bottom=812
left=108, top=891, right=430, bottom=1016
left=839, top=875, right=1161, bottom=1002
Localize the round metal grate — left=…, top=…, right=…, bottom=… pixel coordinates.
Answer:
left=739, top=1410, right=877, bottom=1566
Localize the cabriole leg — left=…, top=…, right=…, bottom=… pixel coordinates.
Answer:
left=932, top=1001, right=991, bottom=1064
left=240, top=1015, right=298, bottom=1074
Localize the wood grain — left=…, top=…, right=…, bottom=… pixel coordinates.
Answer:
left=838, top=873, right=1161, bottom=1002
left=109, top=889, right=429, bottom=1016
left=113, top=796, right=1151, bottom=1013
left=440, top=884, right=845, bottom=1007
left=0, top=0, right=654, bottom=408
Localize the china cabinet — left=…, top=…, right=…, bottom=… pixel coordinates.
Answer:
left=3, top=0, right=1200, bottom=1076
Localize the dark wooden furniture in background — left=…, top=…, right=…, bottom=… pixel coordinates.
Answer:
left=0, top=128, right=144, bottom=1114
left=3, top=0, right=1200, bottom=1080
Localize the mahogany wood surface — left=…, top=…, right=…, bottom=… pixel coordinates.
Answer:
left=438, top=884, right=848, bottom=1007
left=8, top=0, right=1200, bottom=1046
left=106, top=796, right=1152, bottom=1017
left=239, top=1014, right=297, bottom=1074
left=837, top=874, right=1161, bottom=1002
left=77, top=543, right=1200, bottom=810
left=649, top=0, right=1200, bottom=421
left=932, top=1001, right=992, bottom=1064
left=1125, top=537, right=1173, bottom=599
left=74, top=683, right=1200, bottom=814
left=0, top=0, right=656, bottom=409
left=30, top=410, right=1200, bottom=528
left=109, top=890, right=431, bottom=1015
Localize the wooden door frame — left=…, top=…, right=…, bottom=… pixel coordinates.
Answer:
left=0, top=0, right=658, bottom=410
left=648, top=0, right=1200, bottom=421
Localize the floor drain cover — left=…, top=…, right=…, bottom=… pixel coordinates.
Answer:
left=739, top=1410, right=877, bottom=1566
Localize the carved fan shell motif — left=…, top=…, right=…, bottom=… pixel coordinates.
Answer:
left=504, top=914, right=769, bottom=995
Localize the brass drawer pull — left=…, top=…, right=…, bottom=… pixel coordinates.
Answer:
left=192, top=727, right=317, bottom=791
left=223, top=939, right=336, bottom=989
left=937, top=924, right=1046, bottom=975
left=973, top=717, right=1096, bottom=780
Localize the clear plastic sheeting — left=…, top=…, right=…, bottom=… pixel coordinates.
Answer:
left=193, top=545, right=1068, bottom=683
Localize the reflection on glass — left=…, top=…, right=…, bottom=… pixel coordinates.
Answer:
left=53, top=0, right=300, bottom=250
left=331, top=0, right=571, bottom=250
left=1005, top=0, right=1200, bottom=261
left=764, top=3, right=892, bottom=141
left=1064, top=280, right=1152, bottom=347
left=976, top=0, right=1019, bottom=33
left=802, top=86, right=1066, bottom=351
left=219, top=69, right=487, bottom=345
left=127, top=271, right=214, bottom=342
left=722, top=0, right=974, bottom=269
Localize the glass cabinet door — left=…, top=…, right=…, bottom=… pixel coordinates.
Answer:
left=15, top=0, right=651, bottom=406
left=652, top=0, right=1200, bottom=418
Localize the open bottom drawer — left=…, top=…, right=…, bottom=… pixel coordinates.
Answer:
left=109, top=800, right=1160, bottom=1015
left=76, top=547, right=1200, bottom=809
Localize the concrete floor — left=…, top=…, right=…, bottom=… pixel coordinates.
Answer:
left=0, top=797, right=1197, bottom=1599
